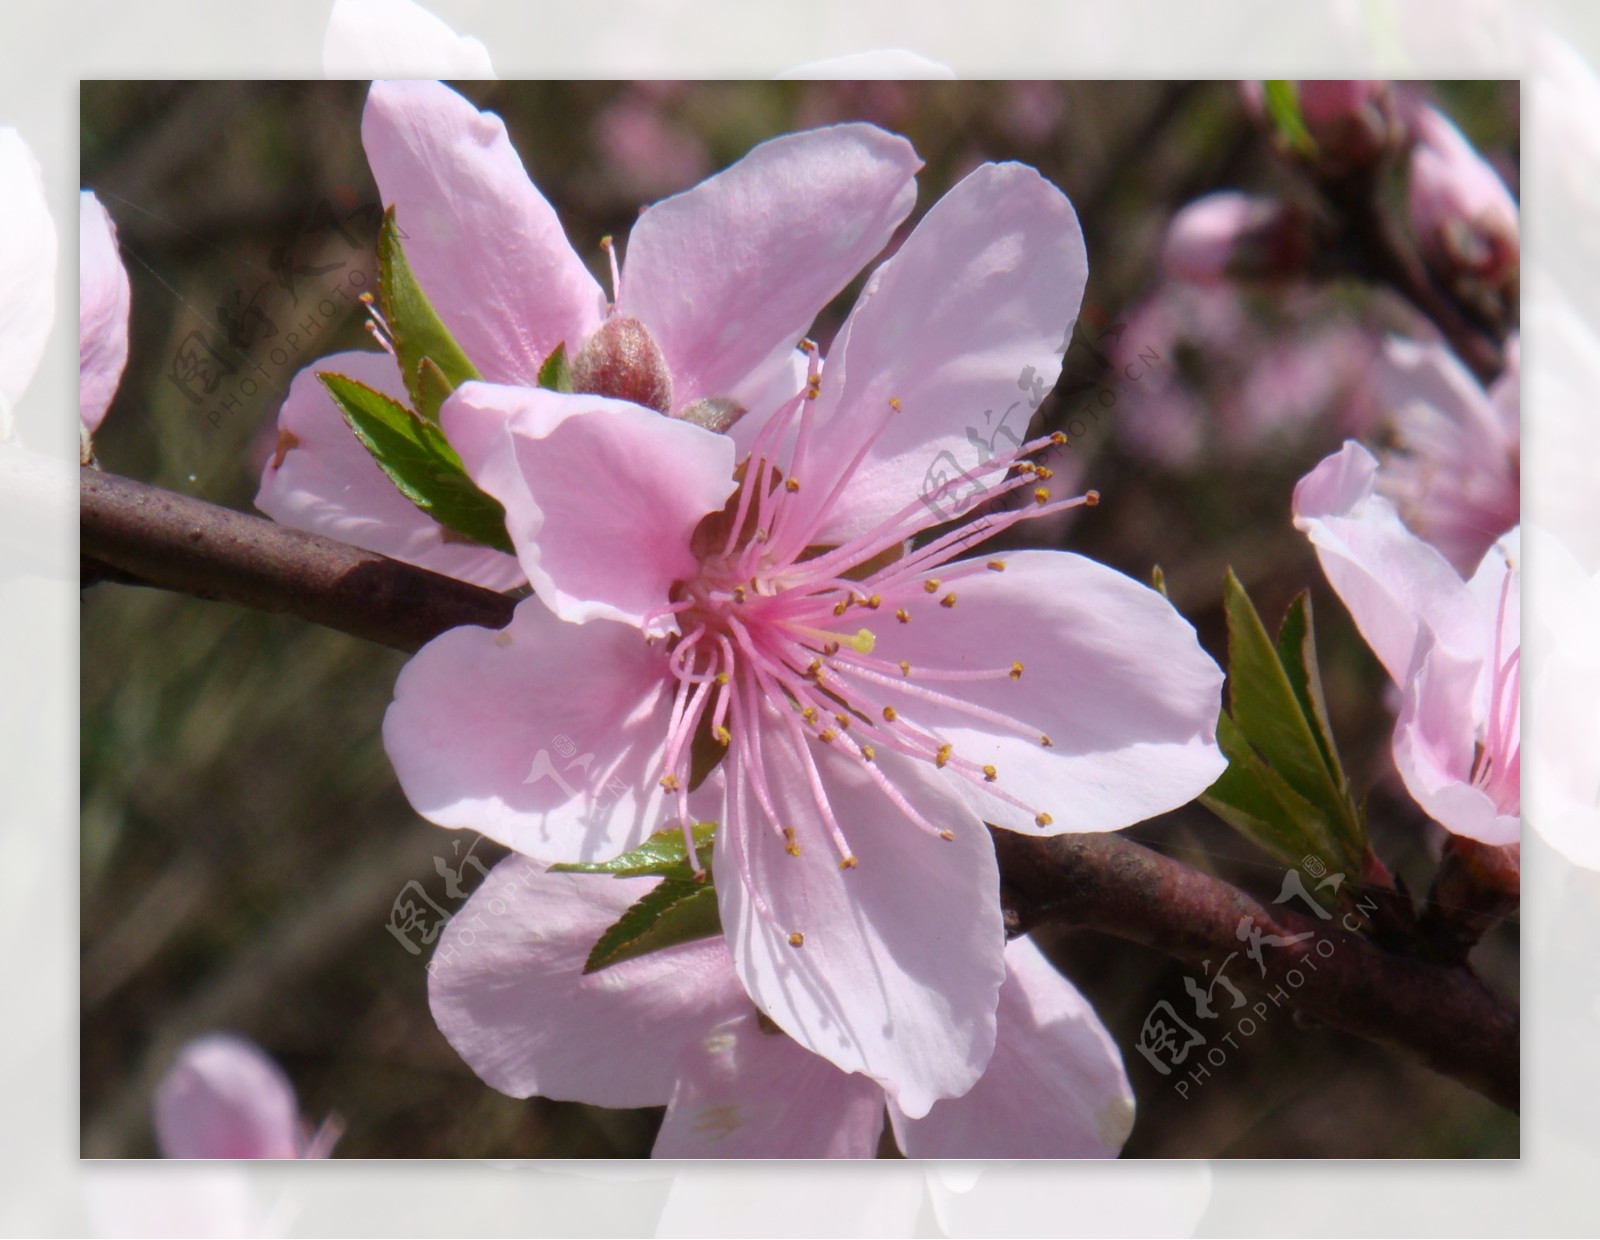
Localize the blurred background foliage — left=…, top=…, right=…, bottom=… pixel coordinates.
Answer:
left=80, top=79, right=1518, bottom=1158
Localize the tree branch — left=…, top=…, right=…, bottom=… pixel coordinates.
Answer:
left=80, top=467, right=1519, bottom=1113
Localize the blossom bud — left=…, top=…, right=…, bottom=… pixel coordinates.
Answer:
left=1160, top=192, right=1308, bottom=285
left=1298, top=80, right=1400, bottom=166
left=571, top=315, right=673, bottom=414
left=1407, top=105, right=1519, bottom=307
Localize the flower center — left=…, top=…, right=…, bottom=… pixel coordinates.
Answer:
left=642, top=347, right=1097, bottom=904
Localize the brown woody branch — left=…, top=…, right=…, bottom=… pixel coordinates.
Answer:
left=80, top=467, right=1519, bottom=1113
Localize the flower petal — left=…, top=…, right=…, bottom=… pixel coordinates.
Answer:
left=801, top=161, right=1088, bottom=543
left=443, top=383, right=737, bottom=627
left=79, top=192, right=130, bottom=435
left=384, top=597, right=683, bottom=861
left=890, top=936, right=1134, bottom=1158
left=1293, top=441, right=1478, bottom=683
left=324, top=0, right=496, bottom=79
left=362, top=80, right=603, bottom=384
left=428, top=856, right=745, bottom=1108
left=254, top=349, right=523, bottom=590
left=0, top=128, right=55, bottom=419
left=715, top=720, right=1006, bottom=1119
left=868, top=550, right=1226, bottom=835
left=154, top=1034, right=305, bottom=1159
left=617, top=124, right=920, bottom=411
left=654, top=1008, right=886, bottom=1158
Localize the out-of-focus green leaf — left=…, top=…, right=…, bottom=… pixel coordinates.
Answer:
left=1263, top=80, right=1318, bottom=157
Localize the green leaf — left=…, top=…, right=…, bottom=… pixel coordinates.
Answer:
left=1214, top=571, right=1364, bottom=871
left=377, top=207, right=481, bottom=421
left=537, top=342, right=573, bottom=393
left=1263, top=80, right=1318, bottom=157
left=318, top=371, right=513, bottom=554
left=550, top=823, right=717, bottom=881
left=1151, top=564, right=1169, bottom=599
left=583, top=878, right=722, bottom=974
left=1202, top=712, right=1341, bottom=869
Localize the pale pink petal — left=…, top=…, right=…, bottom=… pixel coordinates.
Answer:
left=801, top=161, right=1087, bottom=543
left=384, top=597, right=689, bottom=861
left=616, top=124, right=920, bottom=411
left=324, top=0, right=495, bottom=79
left=79, top=192, right=130, bottom=434
left=654, top=1007, right=885, bottom=1158
left=715, top=721, right=1006, bottom=1119
left=154, top=1034, right=305, bottom=1160
left=777, top=50, right=957, bottom=79
left=1393, top=636, right=1519, bottom=846
left=254, top=349, right=523, bottom=591
left=362, top=80, right=604, bottom=384
left=1292, top=441, right=1477, bottom=683
left=869, top=550, right=1227, bottom=836
left=443, top=383, right=737, bottom=627
left=428, top=856, right=746, bottom=1108
left=891, top=936, right=1134, bottom=1158
left=0, top=128, right=55, bottom=417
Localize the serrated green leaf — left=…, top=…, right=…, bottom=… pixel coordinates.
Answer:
left=378, top=208, right=481, bottom=421
left=1202, top=712, right=1341, bottom=869
left=550, top=822, right=717, bottom=880
left=1263, top=80, right=1318, bottom=157
left=537, top=342, right=573, bottom=393
left=319, top=371, right=513, bottom=554
left=583, top=878, right=722, bottom=974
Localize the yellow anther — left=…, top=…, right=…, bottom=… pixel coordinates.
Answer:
left=713, top=725, right=731, bottom=746
left=785, top=477, right=801, bottom=493
left=1010, top=662, right=1024, bottom=680
left=898, top=660, right=911, bottom=677
left=660, top=774, right=680, bottom=791
left=1033, top=487, right=1050, bottom=505
left=732, top=585, right=747, bottom=603
left=1050, top=431, right=1067, bottom=445
left=1035, top=811, right=1054, bottom=827
left=715, top=672, right=730, bottom=685
left=839, top=855, right=858, bottom=870
left=599, top=234, right=614, bottom=251
left=784, top=827, right=801, bottom=857
left=822, top=641, right=840, bottom=656
left=987, top=560, right=1006, bottom=572
left=935, top=744, right=952, bottom=768
left=882, top=706, right=898, bottom=722
left=800, top=338, right=818, bottom=353
left=938, top=829, right=955, bottom=841
left=1037, top=465, right=1054, bottom=480
left=789, top=931, right=805, bottom=947
left=833, top=599, right=850, bottom=617
left=861, top=745, right=876, bottom=761
left=888, top=396, right=903, bottom=411
left=1040, top=734, right=1053, bottom=748
left=834, top=713, right=851, bottom=728
left=801, top=706, right=819, bottom=724
left=866, top=594, right=882, bottom=609
left=896, top=608, right=911, bottom=624
left=1017, top=461, right=1037, bottom=476
left=819, top=728, right=838, bottom=742
left=983, top=765, right=998, bottom=783
left=923, top=579, right=941, bottom=594
left=1085, top=489, right=1100, bottom=506
left=940, top=593, right=957, bottom=608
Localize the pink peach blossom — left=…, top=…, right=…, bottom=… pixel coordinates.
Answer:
left=154, top=1034, right=339, bottom=1159
left=384, top=152, right=1226, bottom=1114
left=258, top=79, right=920, bottom=589
left=1408, top=104, right=1519, bottom=292
left=428, top=857, right=1135, bottom=1158
left=1294, top=441, right=1519, bottom=846
left=79, top=191, right=131, bottom=437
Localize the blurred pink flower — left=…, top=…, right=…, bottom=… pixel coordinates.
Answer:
left=154, top=1034, right=340, bottom=1159
left=258, top=80, right=920, bottom=591
left=384, top=155, right=1225, bottom=1114
left=323, top=0, right=494, bottom=79
left=1373, top=334, right=1519, bottom=575
left=428, top=858, right=1135, bottom=1158
left=1407, top=104, right=1519, bottom=300
left=1160, top=192, right=1309, bottom=286
left=1298, top=80, right=1399, bottom=165
left=591, top=94, right=711, bottom=200
left=1294, top=442, right=1519, bottom=847
left=79, top=191, right=131, bottom=438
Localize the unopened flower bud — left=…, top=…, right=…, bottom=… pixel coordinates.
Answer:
left=1160, top=192, right=1308, bottom=285
left=1298, top=80, right=1400, bottom=166
left=570, top=315, right=673, bottom=414
left=1407, top=105, right=1519, bottom=306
